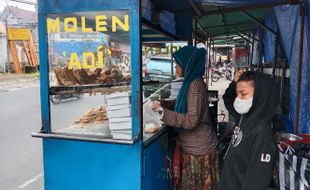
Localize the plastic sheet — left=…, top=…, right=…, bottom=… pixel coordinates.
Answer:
left=274, top=3, right=310, bottom=133
left=263, top=14, right=277, bottom=63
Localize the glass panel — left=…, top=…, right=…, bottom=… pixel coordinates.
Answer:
left=47, top=11, right=132, bottom=140
left=142, top=42, right=186, bottom=134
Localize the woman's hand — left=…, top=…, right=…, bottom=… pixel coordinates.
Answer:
left=234, top=69, right=245, bottom=82
left=152, top=101, right=163, bottom=112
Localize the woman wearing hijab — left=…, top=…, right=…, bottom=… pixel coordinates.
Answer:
left=152, top=45, right=219, bottom=190
left=219, top=71, right=279, bottom=190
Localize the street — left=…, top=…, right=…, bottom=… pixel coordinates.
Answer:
left=0, top=87, right=43, bottom=190
left=0, top=85, right=109, bottom=190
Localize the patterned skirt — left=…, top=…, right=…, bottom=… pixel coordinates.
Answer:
left=175, top=150, right=219, bottom=190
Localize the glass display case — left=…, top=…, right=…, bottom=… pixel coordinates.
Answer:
left=46, top=11, right=133, bottom=140
left=33, top=0, right=195, bottom=189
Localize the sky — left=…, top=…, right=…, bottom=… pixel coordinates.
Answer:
left=0, top=0, right=36, bottom=12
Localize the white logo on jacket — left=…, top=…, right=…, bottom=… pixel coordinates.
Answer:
left=260, top=153, right=271, bottom=162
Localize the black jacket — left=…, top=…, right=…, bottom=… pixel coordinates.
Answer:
left=219, top=73, right=279, bottom=190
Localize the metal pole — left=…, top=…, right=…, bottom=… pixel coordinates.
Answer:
left=194, top=19, right=198, bottom=46
left=250, top=32, right=255, bottom=66
left=242, top=11, right=277, bottom=35
left=247, top=34, right=251, bottom=66
left=259, top=29, right=264, bottom=72
left=272, top=34, right=279, bottom=78
left=280, top=59, right=288, bottom=109
left=205, top=38, right=209, bottom=90
left=294, top=2, right=306, bottom=134
left=170, top=43, right=173, bottom=82
left=210, top=38, right=213, bottom=86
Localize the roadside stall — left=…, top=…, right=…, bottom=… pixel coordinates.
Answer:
left=193, top=0, right=310, bottom=189
left=33, top=0, right=310, bottom=189
left=32, top=0, right=197, bottom=189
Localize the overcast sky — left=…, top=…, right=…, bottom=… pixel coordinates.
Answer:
left=0, top=0, right=36, bottom=12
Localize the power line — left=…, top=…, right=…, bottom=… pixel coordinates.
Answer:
left=8, top=0, right=36, bottom=6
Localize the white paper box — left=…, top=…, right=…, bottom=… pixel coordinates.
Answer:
left=109, top=120, right=132, bottom=130
left=105, top=91, right=130, bottom=99
left=106, top=96, right=130, bottom=107
left=112, top=132, right=132, bottom=140
left=107, top=104, right=130, bottom=111
left=107, top=107, right=131, bottom=118
left=109, top=117, right=131, bottom=123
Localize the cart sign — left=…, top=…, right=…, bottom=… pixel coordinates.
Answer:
left=8, top=28, right=31, bottom=40
left=47, top=12, right=130, bottom=70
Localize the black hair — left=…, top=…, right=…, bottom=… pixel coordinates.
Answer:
left=237, top=71, right=256, bottom=86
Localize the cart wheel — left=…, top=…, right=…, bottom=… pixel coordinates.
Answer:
left=51, top=95, right=61, bottom=104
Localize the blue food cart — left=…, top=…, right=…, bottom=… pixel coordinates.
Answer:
left=33, top=0, right=195, bottom=189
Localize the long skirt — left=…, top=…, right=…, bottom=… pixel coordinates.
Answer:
left=176, top=150, right=219, bottom=190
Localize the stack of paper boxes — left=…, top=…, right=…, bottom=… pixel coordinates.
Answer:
left=106, top=91, right=132, bottom=140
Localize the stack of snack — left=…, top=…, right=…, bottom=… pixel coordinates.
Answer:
left=73, top=69, right=93, bottom=84
left=75, top=106, right=108, bottom=127
left=54, top=67, right=79, bottom=86
left=53, top=67, right=131, bottom=86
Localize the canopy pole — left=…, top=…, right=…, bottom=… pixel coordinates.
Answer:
left=247, top=35, right=251, bottom=66
left=206, top=37, right=210, bottom=89
left=187, top=0, right=203, bottom=16
left=194, top=19, right=198, bottom=46
left=209, top=38, right=213, bottom=86
left=231, top=27, right=261, bottom=42
left=280, top=59, right=288, bottom=109
left=294, top=2, right=307, bottom=134
left=272, top=34, right=279, bottom=78
left=250, top=32, right=255, bottom=66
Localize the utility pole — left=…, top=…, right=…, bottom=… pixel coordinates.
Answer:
left=5, top=0, right=9, bottom=73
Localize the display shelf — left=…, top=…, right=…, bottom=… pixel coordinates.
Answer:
left=49, top=82, right=131, bottom=95
left=32, top=132, right=135, bottom=144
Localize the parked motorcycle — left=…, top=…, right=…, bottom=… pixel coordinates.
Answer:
left=211, top=61, right=233, bottom=82
left=51, top=93, right=84, bottom=104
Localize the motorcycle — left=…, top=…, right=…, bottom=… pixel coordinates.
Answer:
left=211, top=61, right=233, bottom=82
left=51, top=93, right=84, bottom=104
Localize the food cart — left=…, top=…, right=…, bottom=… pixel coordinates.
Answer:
left=32, top=0, right=195, bottom=189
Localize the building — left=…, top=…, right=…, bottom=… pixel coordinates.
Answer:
left=0, top=6, right=38, bottom=73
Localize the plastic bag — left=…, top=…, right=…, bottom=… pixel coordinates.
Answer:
left=143, top=100, right=162, bottom=132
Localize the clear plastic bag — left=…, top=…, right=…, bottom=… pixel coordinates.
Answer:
left=143, top=100, right=162, bottom=132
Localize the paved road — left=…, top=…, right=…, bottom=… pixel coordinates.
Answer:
left=0, top=86, right=107, bottom=190
left=0, top=87, right=43, bottom=190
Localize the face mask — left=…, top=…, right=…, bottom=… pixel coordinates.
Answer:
left=233, top=97, right=253, bottom=114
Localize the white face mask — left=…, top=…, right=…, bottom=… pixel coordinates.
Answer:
left=233, top=97, right=253, bottom=114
